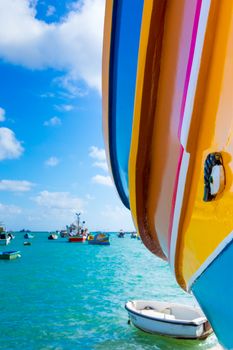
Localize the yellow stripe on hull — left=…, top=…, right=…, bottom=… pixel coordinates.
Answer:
left=129, top=0, right=167, bottom=259
left=129, top=0, right=198, bottom=260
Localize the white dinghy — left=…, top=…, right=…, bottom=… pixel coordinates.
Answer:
left=125, top=300, right=213, bottom=340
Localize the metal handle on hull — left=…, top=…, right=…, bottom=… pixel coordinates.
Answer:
left=203, top=153, right=225, bottom=202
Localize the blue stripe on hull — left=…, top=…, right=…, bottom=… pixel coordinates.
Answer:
left=192, top=238, right=233, bottom=350
left=109, top=0, right=144, bottom=208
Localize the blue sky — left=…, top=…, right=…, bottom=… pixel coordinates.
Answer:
left=0, top=0, right=135, bottom=231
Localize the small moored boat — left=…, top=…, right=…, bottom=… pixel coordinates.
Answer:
left=125, top=300, right=212, bottom=340
left=24, top=233, right=34, bottom=239
left=88, top=233, right=110, bottom=245
left=0, top=250, right=21, bottom=260
left=7, top=232, right=15, bottom=240
left=23, top=241, right=31, bottom=246
left=130, top=232, right=137, bottom=239
left=0, top=233, right=11, bottom=246
left=118, top=229, right=125, bottom=238
left=60, top=230, right=68, bottom=237
left=48, top=233, right=58, bottom=240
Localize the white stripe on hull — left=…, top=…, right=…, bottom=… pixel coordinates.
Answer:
left=169, top=0, right=211, bottom=275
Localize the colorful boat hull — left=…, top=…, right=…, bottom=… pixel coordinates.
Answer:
left=88, top=233, right=110, bottom=245
left=68, top=235, right=86, bottom=243
left=192, top=238, right=233, bottom=349
left=88, top=240, right=110, bottom=246
left=102, top=0, right=144, bottom=208
left=102, top=1, right=233, bottom=348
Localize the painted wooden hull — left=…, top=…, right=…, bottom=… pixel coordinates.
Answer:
left=103, top=1, right=233, bottom=348
left=102, top=0, right=144, bottom=208
left=88, top=233, right=110, bottom=245
left=192, top=239, right=233, bottom=349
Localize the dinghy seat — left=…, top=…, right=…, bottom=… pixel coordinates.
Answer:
left=141, top=306, right=175, bottom=320
left=161, top=307, right=172, bottom=315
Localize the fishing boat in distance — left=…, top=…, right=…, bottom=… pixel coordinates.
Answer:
left=125, top=300, right=212, bottom=340
left=88, top=233, right=110, bottom=245
left=0, top=250, right=21, bottom=260
left=68, top=213, right=87, bottom=243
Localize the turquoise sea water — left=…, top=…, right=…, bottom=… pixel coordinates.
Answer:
left=0, top=232, right=218, bottom=350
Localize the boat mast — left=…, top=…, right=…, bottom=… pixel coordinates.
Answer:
left=76, top=213, right=81, bottom=234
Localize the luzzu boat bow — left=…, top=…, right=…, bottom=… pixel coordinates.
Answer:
left=103, top=1, right=233, bottom=349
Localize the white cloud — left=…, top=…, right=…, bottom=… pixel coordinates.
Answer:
left=44, top=116, right=61, bottom=126
left=45, top=156, right=60, bottom=167
left=100, top=204, right=134, bottom=229
left=46, top=5, right=55, bottom=17
left=29, top=0, right=38, bottom=10
left=0, top=107, right=6, bottom=121
left=0, top=0, right=105, bottom=92
left=55, top=104, right=74, bottom=112
left=89, top=146, right=109, bottom=172
left=54, top=75, right=88, bottom=98
left=93, top=161, right=108, bottom=171
left=40, top=92, right=55, bottom=98
left=89, top=146, right=106, bottom=161
left=0, top=127, right=24, bottom=160
left=33, top=190, right=84, bottom=211
left=0, top=180, right=34, bottom=192
left=0, top=203, right=22, bottom=215
left=85, top=193, right=95, bottom=200
left=92, top=174, right=113, bottom=187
